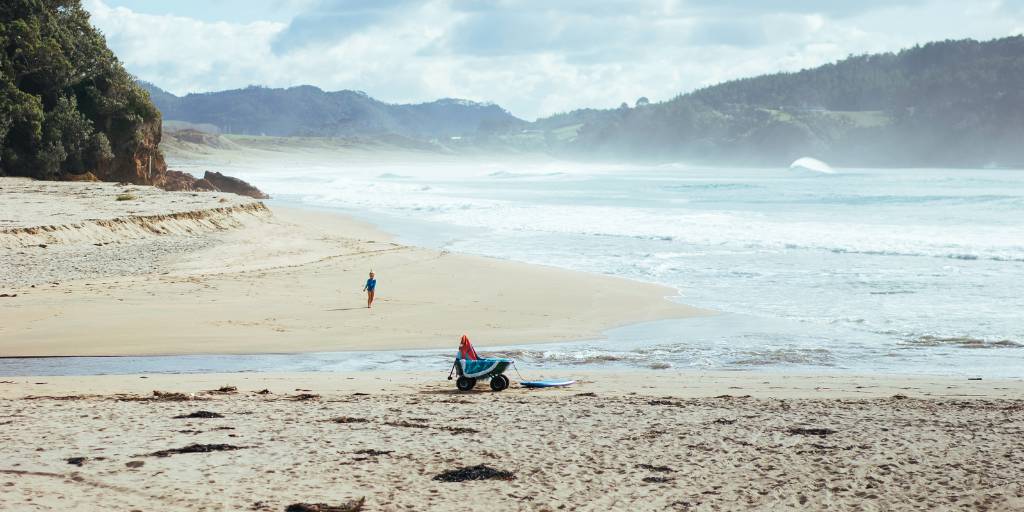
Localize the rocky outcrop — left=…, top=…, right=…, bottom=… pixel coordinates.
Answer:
left=159, top=170, right=218, bottom=193
left=202, top=171, right=270, bottom=199
left=155, top=170, right=268, bottom=199
left=94, top=116, right=169, bottom=185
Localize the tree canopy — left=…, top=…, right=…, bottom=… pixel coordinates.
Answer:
left=1, top=0, right=162, bottom=181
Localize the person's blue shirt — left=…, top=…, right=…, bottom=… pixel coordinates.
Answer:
left=365, top=278, right=376, bottom=291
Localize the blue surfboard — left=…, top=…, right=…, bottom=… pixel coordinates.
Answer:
left=520, top=379, right=575, bottom=388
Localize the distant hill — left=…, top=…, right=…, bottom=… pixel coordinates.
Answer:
left=139, top=83, right=526, bottom=139
left=533, top=36, right=1024, bottom=167
left=142, top=36, right=1024, bottom=168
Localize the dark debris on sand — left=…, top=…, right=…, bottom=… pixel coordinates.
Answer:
left=118, top=390, right=202, bottom=402
left=284, top=498, right=365, bottom=512
left=384, top=420, right=478, bottom=435
left=151, top=390, right=192, bottom=401
left=647, top=399, right=683, bottom=407
left=147, top=443, right=245, bottom=457
left=434, top=464, right=516, bottom=482
left=712, top=418, right=737, bottom=425
left=208, top=386, right=238, bottom=394
left=330, top=416, right=369, bottom=424
left=643, top=476, right=675, bottom=483
left=637, top=463, right=674, bottom=473
left=621, top=429, right=667, bottom=441
left=293, top=393, right=321, bottom=401
left=788, top=427, right=837, bottom=437
left=353, top=449, right=392, bottom=456
left=24, top=395, right=93, bottom=401
left=66, top=457, right=87, bottom=466
left=173, top=410, right=224, bottom=419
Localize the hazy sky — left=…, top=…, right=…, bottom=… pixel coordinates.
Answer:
left=85, top=0, right=1024, bottom=119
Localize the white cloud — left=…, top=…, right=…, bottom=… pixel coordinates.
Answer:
left=86, top=0, right=1024, bottom=120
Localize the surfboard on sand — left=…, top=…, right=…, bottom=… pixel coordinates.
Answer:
left=520, top=379, right=575, bottom=388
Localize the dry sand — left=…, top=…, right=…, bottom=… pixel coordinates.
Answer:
left=1, top=371, right=1022, bottom=511
left=0, top=177, right=704, bottom=356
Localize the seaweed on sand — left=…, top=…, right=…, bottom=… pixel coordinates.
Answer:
left=117, top=390, right=201, bottom=402
left=284, top=498, right=365, bottom=512
left=147, top=443, right=245, bottom=457
left=788, top=427, right=837, bottom=437
left=647, top=399, right=683, bottom=407
left=384, top=420, right=478, bottom=434
left=433, top=464, right=515, bottom=482
left=152, top=390, right=192, bottom=401
left=173, top=410, right=224, bottom=419
left=353, top=449, right=392, bottom=456
left=643, top=476, right=674, bottom=483
left=329, top=416, right=369, bottom=424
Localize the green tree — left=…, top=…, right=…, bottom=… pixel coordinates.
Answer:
left=1, top=0, right=163, bottom=180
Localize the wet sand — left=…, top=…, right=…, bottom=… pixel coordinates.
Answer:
left=1, top=371, right=1022, bottom=511
left=0, top=178, right=705, bottom=356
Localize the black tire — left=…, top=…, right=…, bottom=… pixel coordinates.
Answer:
left=490, top=374, right=510, bottom=392
left=456, top=377, right=476, bottom=391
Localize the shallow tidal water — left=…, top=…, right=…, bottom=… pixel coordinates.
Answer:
left=6, top=164, right=1023, bottom=377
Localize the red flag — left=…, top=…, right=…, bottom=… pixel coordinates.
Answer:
left=458, top=334, right=479, bottom=360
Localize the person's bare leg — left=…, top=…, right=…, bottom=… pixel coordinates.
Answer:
left=367, top=290, right=374, bottom=308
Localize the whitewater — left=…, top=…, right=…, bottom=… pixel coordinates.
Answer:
left=188, top=163, right=1012, bottom=378
left=10, top=163, right=1019, bottom=377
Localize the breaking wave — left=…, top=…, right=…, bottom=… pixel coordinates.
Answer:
left=901, top=335, right=1023, bottom=349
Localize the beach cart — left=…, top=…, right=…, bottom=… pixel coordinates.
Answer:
left=448, top=335, right=513, bottom=391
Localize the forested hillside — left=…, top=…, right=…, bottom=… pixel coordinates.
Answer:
left=141, top=35, right=1024, bottom=168
left=0, top=0, right=166, bottom=183
left=140, top=83, right=525, bottom=139
left=539, top=36, right=1024, bottom=167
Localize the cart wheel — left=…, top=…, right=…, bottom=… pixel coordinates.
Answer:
left=456, top=377, right=477, bottom=391
left=490, top=374, right=510, bottom=392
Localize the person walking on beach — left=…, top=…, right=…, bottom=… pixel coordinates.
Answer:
left=363, top=271, right=377, bottom=308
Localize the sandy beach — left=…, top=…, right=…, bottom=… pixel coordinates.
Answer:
left=1, top=371, right=1022, bottom=511
left=3, top=178, right=1023, bottom=511
left=0, top=177, right=704, bottom=356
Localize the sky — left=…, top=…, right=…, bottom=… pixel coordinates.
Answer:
left=84, top=0, right=1024, bottom=120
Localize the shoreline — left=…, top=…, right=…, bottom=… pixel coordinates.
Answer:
left=1, top=369, right=1021, bottom=399
left=3, top=179, right=1023, bottom=511
left=0, top=178, right=708, bottom=357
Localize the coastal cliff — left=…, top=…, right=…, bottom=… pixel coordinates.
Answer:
left=0, top=1, right=264, bottom=197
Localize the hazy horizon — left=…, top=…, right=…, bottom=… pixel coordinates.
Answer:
left=86, top=0, right=1024, bottom=120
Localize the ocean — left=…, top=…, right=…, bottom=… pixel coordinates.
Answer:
left=5, top=163, right=1022, bottom=377
left=240, top=162, right=1024, bottom=377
